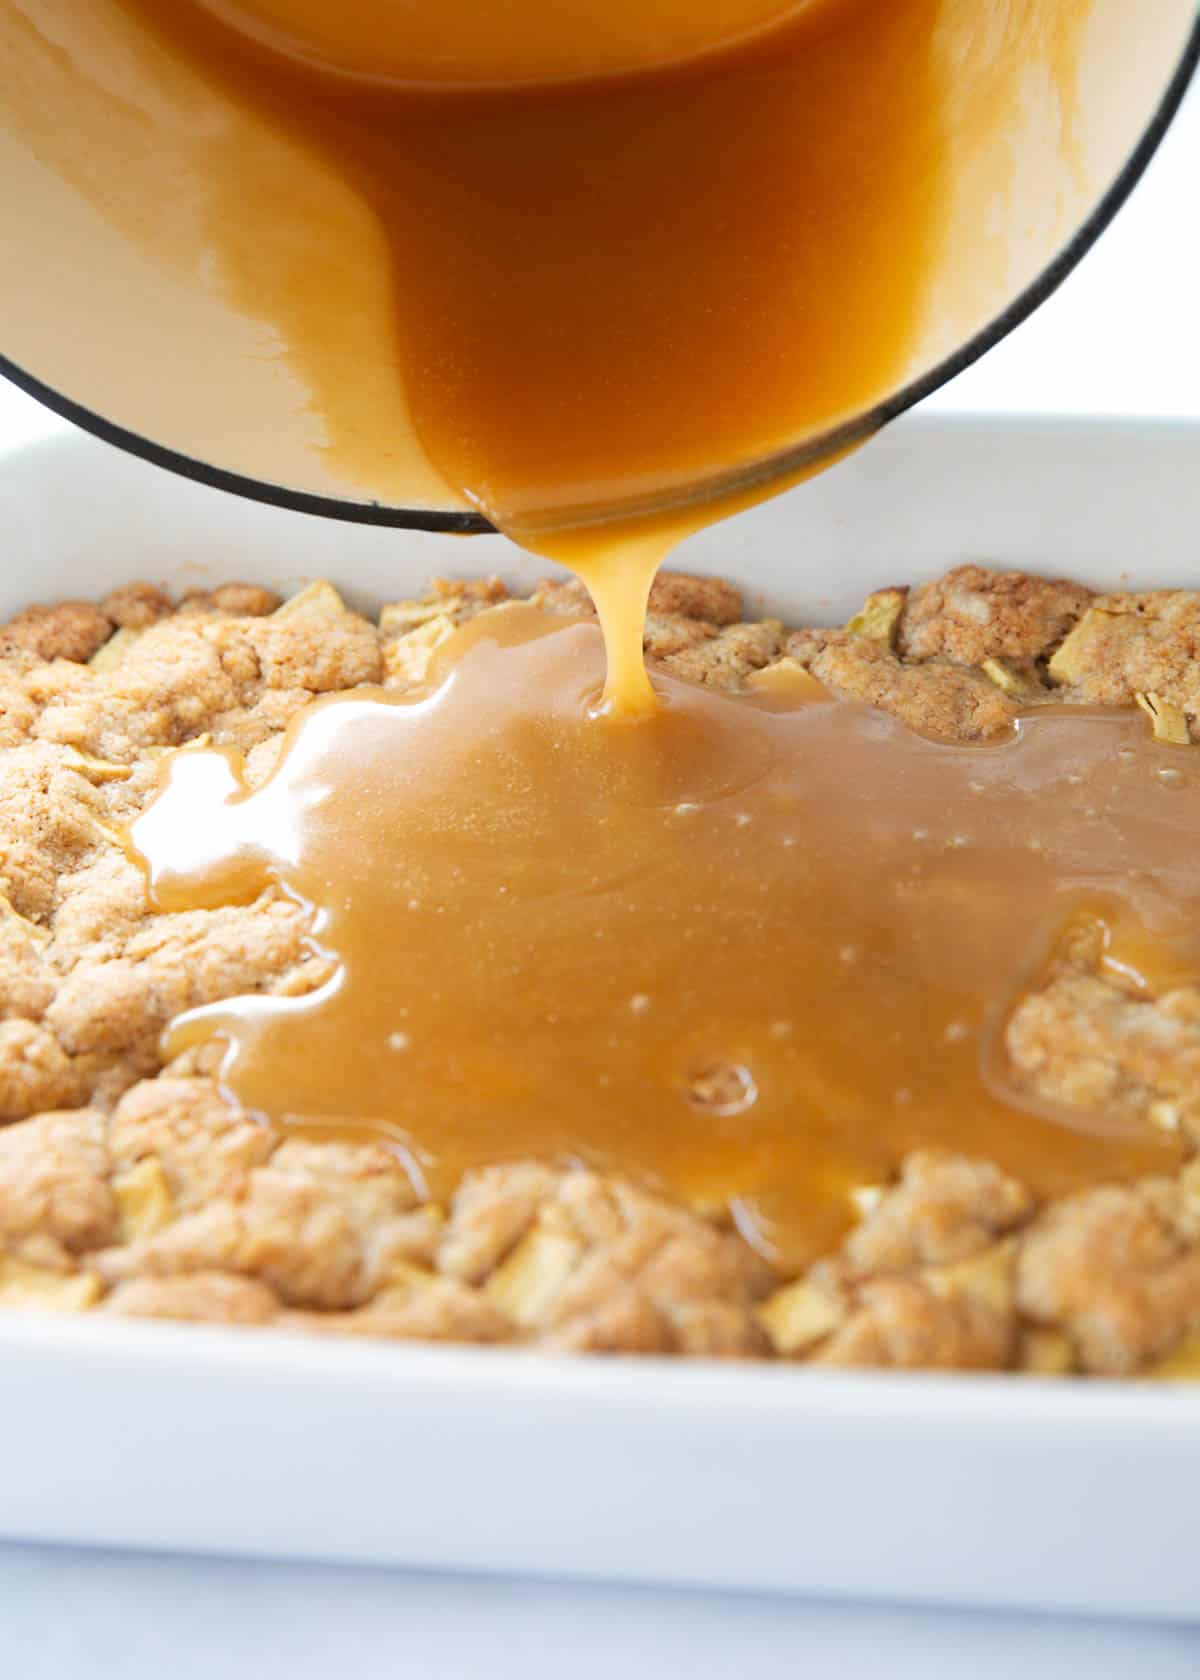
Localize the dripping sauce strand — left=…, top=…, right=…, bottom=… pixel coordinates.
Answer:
left=114, top=0, right=961, bottom=707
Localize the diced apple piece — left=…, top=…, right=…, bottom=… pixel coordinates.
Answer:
left=756, top=1278, right=845, bottom=1354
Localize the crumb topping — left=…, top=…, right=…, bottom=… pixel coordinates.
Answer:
left=2, top=564, right=1199, bottom=1374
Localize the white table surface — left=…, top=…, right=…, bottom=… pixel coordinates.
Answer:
left=1, top=86, right=1198, bottom=1680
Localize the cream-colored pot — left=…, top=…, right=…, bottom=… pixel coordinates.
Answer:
left=0, top=0, right=1196, bottom=529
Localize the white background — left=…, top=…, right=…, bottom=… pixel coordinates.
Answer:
left=1, top=88, right=1198, bottom=1680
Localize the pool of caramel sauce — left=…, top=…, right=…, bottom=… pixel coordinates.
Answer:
left=132, top=610, right=1189, bottom=1268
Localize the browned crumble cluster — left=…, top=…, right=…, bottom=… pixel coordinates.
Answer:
left=3, top=564, right=1200, bottom=1378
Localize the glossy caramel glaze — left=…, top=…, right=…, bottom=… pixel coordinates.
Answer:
left=130, top=609, right=1187, bottom=1269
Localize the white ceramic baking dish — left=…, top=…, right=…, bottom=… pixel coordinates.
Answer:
left=1, top=414, right=1199, bottom=1620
